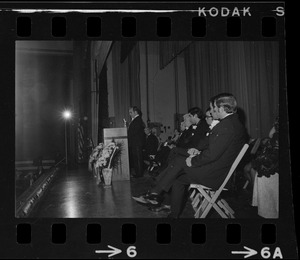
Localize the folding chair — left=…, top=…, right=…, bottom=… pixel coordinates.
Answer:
left=189, top=143, right=249, bottom=218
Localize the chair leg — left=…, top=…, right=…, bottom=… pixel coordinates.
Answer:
left=190, top=190, right=197, bottom=203
left=189, top=189, right=196, bottom=199
left=189, top=188, right=198, bottom=207
left=196, top=189, right=215, bottom=218
left=212, top=203, right=229, bottom=218
left=190, top=188, right=206, bottom=213
left=220, top=199, right=235, bottom=215
left=196, top=199, right=231, bottom=218
left=199, top=191, right=228, bottom=218
left=200, top=202, right=214, bottom=218
left=191, top=188, right=235, bottom=218
left=195, top=198, right=209, bottom=218
left=192, top=193, right=201, bottom=208
left=217, top=201, right=233, bottom=218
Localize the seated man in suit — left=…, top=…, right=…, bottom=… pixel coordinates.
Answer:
left=163, top=122, right=187, bottom=150
left=158, top=107, right=210, bottom=172
left=143, top=127, right=159, bottom=168
left=175, top=107, right=209, bottom=152
left=133, top=93, right=247, bottom=218
left=147, top=108, right=208, bottom=175
left=151, top=121, right=190, bottom=174
left=143, top=127, right=159, bottom=158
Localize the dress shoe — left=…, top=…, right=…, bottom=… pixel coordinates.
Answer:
left=143, top=192, right=163, bottom=205
left=132, top=191, right=163, bottom=205
left=132, top=190, right=153, bottom=204
left=132, top=195, right=150, bottom=204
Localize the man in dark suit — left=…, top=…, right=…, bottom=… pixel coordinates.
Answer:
left=143, top=127, right=159, bottom=159
left=153, top=107, right=209, bottom=176
left=133, top=93, right=247, bottom=217
left=128, top=106, right=146, bottom=178
left=174, top=107, right=209, bottom=155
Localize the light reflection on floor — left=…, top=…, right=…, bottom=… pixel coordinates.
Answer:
left=30, top=167, right=171, bottom=218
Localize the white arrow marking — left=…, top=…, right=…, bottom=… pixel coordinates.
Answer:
left=232, top=246, right=257, bottom=258
left=95, top=245, right=122, bottom=257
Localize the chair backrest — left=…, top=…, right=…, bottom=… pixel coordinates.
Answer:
left=217, top=144, right=249, bottom=193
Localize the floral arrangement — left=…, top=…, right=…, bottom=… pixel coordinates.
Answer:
left=252, top=137, right=279, bottom=178
left=252, top=117, right=279, bottom=178
left=89, top=141, right=122, bottom=171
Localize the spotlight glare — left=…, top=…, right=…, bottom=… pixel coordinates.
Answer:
left=63, top=110, right=72, bottom=119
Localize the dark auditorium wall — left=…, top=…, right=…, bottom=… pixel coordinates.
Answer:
left=15, top=41, right=73, bottom=161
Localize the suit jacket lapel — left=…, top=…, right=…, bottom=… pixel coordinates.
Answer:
left=211, top=114, right=235, bottom=134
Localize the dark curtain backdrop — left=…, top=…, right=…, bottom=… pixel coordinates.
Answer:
left=112, top=42, right=141, bottom=127
left=184, top=41, right=279, bottom=138
left=159, top=41, right=192, bottom=70
left=98, top=64, right=109, bottom=142
left=90, top=41, right=112, bottom=145
left=120, top=41, right=137, bottom=64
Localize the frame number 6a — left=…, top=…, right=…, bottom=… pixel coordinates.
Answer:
left=232, top=246, right=283, bottom=259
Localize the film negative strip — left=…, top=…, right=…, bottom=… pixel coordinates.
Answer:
left=0, top=1, right=297, bottom=259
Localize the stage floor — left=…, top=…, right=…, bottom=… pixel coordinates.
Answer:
left=29, top=166, right=260, bottom=219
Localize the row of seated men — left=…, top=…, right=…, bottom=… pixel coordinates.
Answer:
left=143, top=108, right=213, bottom=177
left=132, top=93, right=279, bottom=218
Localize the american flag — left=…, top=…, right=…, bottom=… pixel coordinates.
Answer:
left=77, top=121, right=85, bottom=162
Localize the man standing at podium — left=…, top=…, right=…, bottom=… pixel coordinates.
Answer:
left=128, top=106, right=146, bottom=178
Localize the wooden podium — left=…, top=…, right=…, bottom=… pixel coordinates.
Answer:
left=103, top=127, right=130, bottom=181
